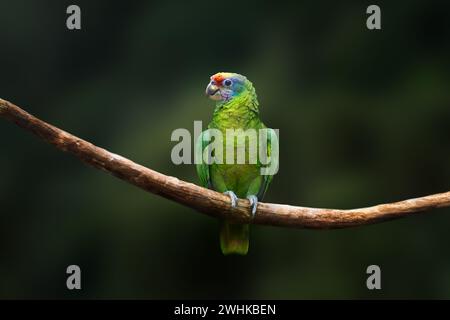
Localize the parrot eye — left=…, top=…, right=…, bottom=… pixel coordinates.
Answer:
left=223, top=79, right=232, bottom=87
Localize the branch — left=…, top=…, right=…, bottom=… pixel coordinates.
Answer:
left=1, top=98, right=449, bottom=229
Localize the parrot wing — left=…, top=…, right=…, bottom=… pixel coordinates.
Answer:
left=257, top=128, right=279, bottom=200
left=195, top=129, right=212, bottom=189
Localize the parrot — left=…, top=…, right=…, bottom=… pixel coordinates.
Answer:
left=196, top=72, right=278, bottom=255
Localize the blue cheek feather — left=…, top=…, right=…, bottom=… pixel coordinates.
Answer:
left=230, top=81, right=244, bottom=97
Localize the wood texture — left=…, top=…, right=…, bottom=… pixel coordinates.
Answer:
left=1, top=97, right=449, bottom=229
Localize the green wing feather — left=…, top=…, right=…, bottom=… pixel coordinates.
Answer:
left=257, top=128, right=279, bottom=200
left=195, top=129, right=211, bottom=188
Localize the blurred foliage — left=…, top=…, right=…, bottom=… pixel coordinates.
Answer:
left=0, top=0, right=450, bottom=298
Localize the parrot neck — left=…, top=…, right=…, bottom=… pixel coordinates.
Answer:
left=211, top=91, right=260, bottom=130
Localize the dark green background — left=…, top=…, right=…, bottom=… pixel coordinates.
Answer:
left=0, top=0, right=449, bottom=298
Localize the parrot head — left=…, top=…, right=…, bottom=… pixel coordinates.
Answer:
left=205, top=72, right=252, bottom=102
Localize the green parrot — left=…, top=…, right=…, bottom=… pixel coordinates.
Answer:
left=196, top=72, right=278, bottom=255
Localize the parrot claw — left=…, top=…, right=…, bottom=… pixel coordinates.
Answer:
left=224, top=191, right=238, bottom=208
left=247, top=195, right=258, bottom=218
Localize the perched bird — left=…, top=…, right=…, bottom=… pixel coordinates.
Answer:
left=196, top=72, right=278, bottom=255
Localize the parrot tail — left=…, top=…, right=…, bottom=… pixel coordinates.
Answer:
left=220, top=220, right=249, bottom=255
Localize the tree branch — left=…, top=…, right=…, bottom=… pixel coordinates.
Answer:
left=1, top=97, right=449, bottom=229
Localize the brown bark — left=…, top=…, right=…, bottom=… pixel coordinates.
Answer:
left=1, top=97, right=449, bottom=229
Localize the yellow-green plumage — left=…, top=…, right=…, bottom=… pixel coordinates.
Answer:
left=196, top=72, right=276, bottom=255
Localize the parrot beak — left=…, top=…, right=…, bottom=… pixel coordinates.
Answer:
left=206, top=83, right=222, bottom=101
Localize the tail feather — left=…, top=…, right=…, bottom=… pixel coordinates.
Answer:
left=220, top=220, right=249, bottom=255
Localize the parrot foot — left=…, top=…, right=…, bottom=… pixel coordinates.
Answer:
left=246, top=195, right=258, bottom=218
left=223, top=191, right=239, bottom=208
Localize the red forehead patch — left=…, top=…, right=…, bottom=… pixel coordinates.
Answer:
left=212, top=74, right=225, bottom=84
